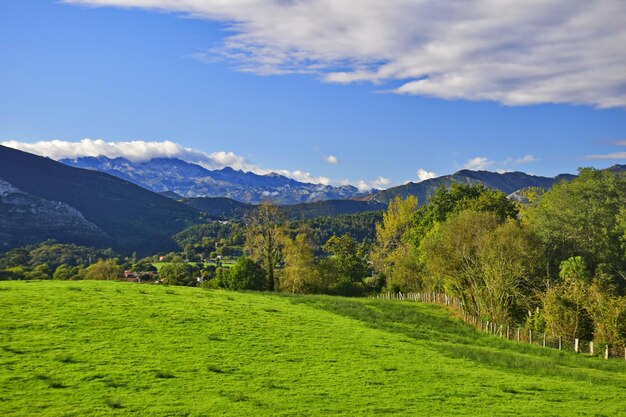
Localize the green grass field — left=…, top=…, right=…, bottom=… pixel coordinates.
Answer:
left=1, top=281, right=625, bottom=416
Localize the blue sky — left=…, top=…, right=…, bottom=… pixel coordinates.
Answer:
left=1, top=0, right=626, bottom=189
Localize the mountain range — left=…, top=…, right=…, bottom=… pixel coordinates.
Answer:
left=59, top=155, right=584, bottom=208
left=4, top=145, right=621, bottom=256
left=60, top=156, right=369, bottom=205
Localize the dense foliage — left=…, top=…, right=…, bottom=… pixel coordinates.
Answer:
left=371, top=171, right=626, bottom=346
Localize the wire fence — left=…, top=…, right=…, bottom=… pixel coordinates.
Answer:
left=375, top=291, right=626, bottom=361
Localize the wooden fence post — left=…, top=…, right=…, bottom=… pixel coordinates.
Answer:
left=575, top=338, right=579, bottom=353
left=516, top=328, right=520, bottom=341
left=558, top=337, right=562, bottom=351
left=529, top=330, right=533, bottom=344
left=590, top=341, right=594, bottom=355
left=506, top=326, right=510, bottom=339
left=605, top=345, right=609, bottom=360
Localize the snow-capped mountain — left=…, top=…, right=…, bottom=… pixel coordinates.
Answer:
left=60, top=156, right=370, bottom=204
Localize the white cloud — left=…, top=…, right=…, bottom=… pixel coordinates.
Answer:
left=502, top=154, right=537, bottom=167
left=514, top=155, right=537, bottom=164
left=325, top=155, right=339, bottom=165
left=0, top=139, right=334, bottom=185
left=274, top=169, right=331, bottom=185
left=586, top=141, right=626, bottom=160
left=463, top=157, right=494, bottom=170
left=64, top=0, right=626, bottom=108
left=416, top=168, right=437, bottom=182
left=356, top=176, right=391, bottom=192
left=586, top=152, right=626, bottom=160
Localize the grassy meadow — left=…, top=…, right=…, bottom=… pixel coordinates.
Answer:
left=1, top=280, right=625, bottom=416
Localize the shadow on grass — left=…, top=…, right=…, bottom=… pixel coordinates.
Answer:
left=288, top=295, right=626, bottom=385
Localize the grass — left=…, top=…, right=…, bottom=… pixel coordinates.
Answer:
left=0, top=281, right=625, bottom=416
left=152, top=259, right=236, bottom=271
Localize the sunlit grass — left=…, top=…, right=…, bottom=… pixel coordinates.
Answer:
left=1, top=280, right=625, bottom=416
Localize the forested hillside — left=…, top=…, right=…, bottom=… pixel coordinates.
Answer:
left=0, top=145, right=200, bottom=255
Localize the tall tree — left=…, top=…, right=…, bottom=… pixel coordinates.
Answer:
left=245, top=202, right=287, bottom=291
left=370, top=196, right=420, bottom=291
left=282, top=233, right=319, bottom=293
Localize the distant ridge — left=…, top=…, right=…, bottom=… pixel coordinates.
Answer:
left=367, top=169, right=577, bottom=204
left=182, top=197, right=387, bottom=220
left=0, top=145, right=200, bottom=254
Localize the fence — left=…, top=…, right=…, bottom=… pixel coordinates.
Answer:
left=375, top=291, right=626, bottom=361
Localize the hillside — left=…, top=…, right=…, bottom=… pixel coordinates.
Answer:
left=1, top=280, right=625, bottom=416
left=183, top=197, right=386, bottom=220
left=0, top=179, right=110, bottom=251
left=60, top=156, right=369, bottom=204
left=0, top=145, right=200, bottom=255
left=369, top=170, right=576, bottom=204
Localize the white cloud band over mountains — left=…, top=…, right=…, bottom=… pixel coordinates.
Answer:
left=64, top=0, right=626, bottom=108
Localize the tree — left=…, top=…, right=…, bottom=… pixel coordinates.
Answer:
left=53, top=264, right=79, bottom=280
left=282, top=233, right=319, bottom=293
left=421, top=210, right=543, bottom=322
left=159, top=259, right=196, bottom=286
left=586, top=283, right=626, bottom=345
left=0, top=249, right=31, bottom=268
left=245, top=202, right=287, bottom=291
left=421, top=210, right=499, bottom=317
left=227, top=257, right=267, bottom=291
left=542, top=257, right=594, bottom=340
left=82, top=259, right=121, bottom=280
left=24, top=264, right=52, bottom=280
left=476, top=220, right=544, bottom=323
left=370, top=196, right=420, bottom=291
left=526, top=168, right=626, bottom=289
left=411, top=183, right=518, bottom=245
left=323, top=235, right=369, bottom=282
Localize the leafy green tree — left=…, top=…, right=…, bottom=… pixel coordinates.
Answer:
left=227, top=257, right=267, bottom=291
left=586, top=283, right=626, bottom=345
left=82, top=259, right=122, bottom=281
left=526, top=168, right=626, bottom=288
left=24, top=264, right=52, bottom=280
left=159, top=259, right=196, bottom=286
left=53, top=264, right=79, bottom=280
left=370, top=196, right=420, bottom=291
left=323, top=235, right=369, bottom=283
left=1, top=266, right=28, bottom=280
left=421, top=211, right=542, bottom=322
left=421, top=211, right=499, bottom=317
left=282, top=233, right=320, bottom=293
left=411, top=183, right=519, bottom=245
left=245, top=202, right=287, bottom=291
left=542, top=257, right=594, bottom=340
left=0, top=249, right=31, bottom=268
